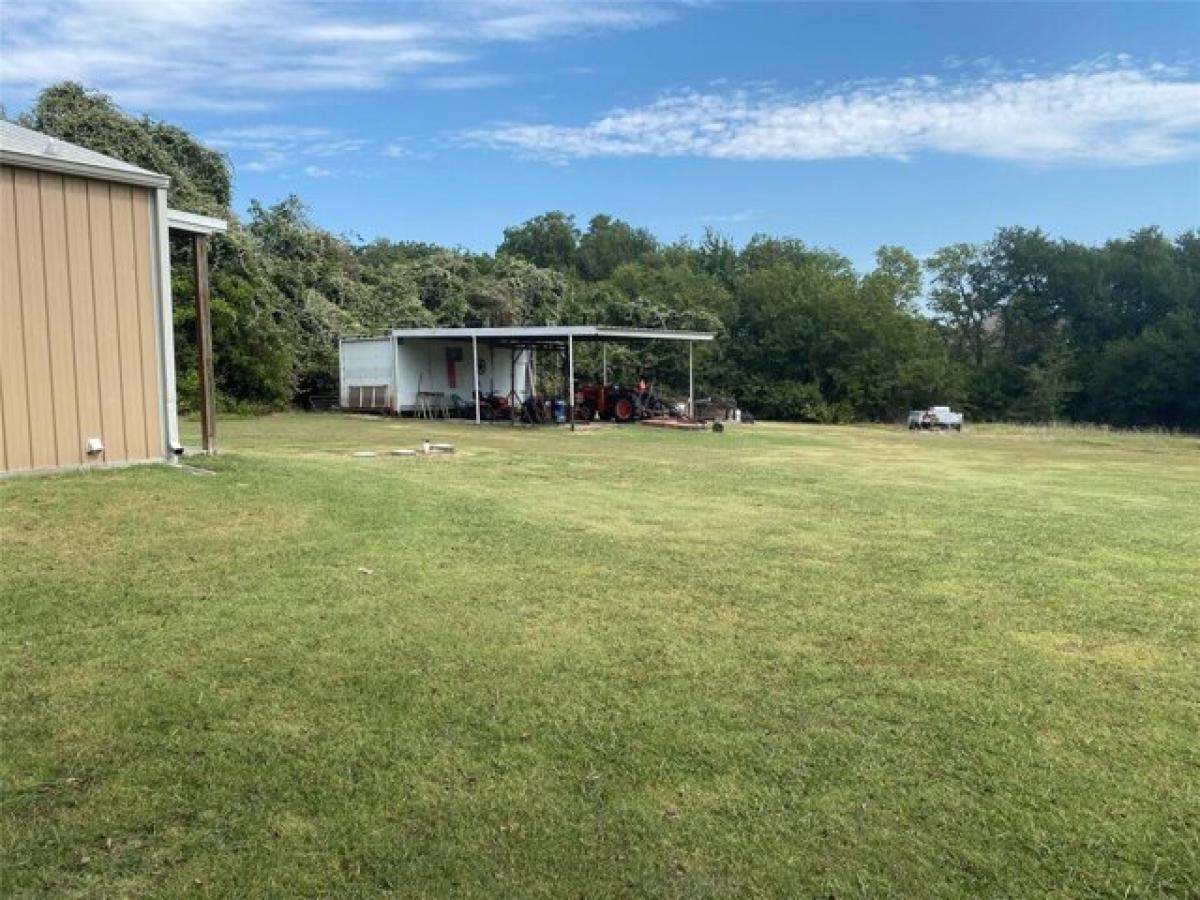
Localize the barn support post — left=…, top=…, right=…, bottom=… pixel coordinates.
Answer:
left=688, top=341, right=694, bottom=419
left=602, top=343, right=607, bottom=385
left=472, top=334, right=481, bottom=425
left=192, top=233, right=216, bottom=453
left=338, top=339, right=346, bottom=408
left=568, top=333, right=575, bottom=432
left=390, top=335, right=401, bottom=415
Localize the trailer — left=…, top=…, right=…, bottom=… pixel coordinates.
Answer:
left=907, top=406, right=964, bottom=431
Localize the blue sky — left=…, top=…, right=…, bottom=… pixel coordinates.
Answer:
left=3, top=2, right=1198, bottom=270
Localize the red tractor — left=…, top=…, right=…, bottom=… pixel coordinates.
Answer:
left=574, top=380, right=670, bottom=422
left=574, top=383, right=632, bottom=422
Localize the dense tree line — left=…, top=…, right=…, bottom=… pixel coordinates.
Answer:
left=12, top=84, right=1199, bottom=427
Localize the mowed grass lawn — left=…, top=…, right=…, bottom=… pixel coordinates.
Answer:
left=2, top=414, right=1198, bottom=897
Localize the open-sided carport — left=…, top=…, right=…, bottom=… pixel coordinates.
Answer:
left=339, top=326, right=715, bottom=431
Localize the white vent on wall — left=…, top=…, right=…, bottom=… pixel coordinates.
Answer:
left=85, top=437, right=104, bottom=455
left=348, top=385, right=389, bottom=410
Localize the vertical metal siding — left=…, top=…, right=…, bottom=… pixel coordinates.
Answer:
left=12, top=167, right=57, bottom=468
left=109, top=184, right=149, bottom=461
left=86, top=178, right=128, bottom=461
left=0, top=353, right=5, bottom=472
left=64, top=177, right=104, bottom=462
left=0, top=164, right=165, bottom=473
left=39, top=174, right=82, bottom=464
left=0, top=167, right=32, bottom=470
left=132, top=190, right=163, bottom=457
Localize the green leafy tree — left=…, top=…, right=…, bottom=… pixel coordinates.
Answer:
left=19, top=83, right=231, bottom=213
left=926, top=243, right=997, bottom=367
left=577, top=214, right=657, bottom=280
left=696, top=228, right=739, bottom=290
left=414, top=252, right=472, bottom=325
left=497, top=211, right=579, bottom=271
left=1086, top=308, right=1200, bottom=428
left=862, top=246, right=922, bottom=311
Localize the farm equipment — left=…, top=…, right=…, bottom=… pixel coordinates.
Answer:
left=692, top=395, right=740, bottom=422
left=573, top=381, right=671, bottom=423
left=907, top=406, right=964, bottom=431
left=464, top=392, right=515, bottom=421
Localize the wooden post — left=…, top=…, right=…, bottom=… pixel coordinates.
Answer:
left=192, top=233, right=215, bottom=452
left=688, top=341, right=694, bottom=420
left=472, top=334, right=481, bottom=425
left=602, top=343, right=607, bottom=386
left=568, top=333, right=575, bottom=432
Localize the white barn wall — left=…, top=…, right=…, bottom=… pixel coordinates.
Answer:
left=340, top=338, right=395, bottom=410
left=339, top=337, right=530, bottom=414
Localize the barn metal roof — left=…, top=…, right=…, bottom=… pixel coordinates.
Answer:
left=0, top=120, right=170, bottom=189
left=166, top=208, right=228, bottom=235
left=388, top=326, right=715, bottom=343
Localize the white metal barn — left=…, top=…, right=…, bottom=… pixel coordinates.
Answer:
left=339, top=326, right=714, bottom=425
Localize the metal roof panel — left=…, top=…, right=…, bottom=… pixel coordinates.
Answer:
left=166, top=208, right=228, bottom=235
left=387, top=326, right=714, bottom=342
left=0, top=120, right=170, bottom=188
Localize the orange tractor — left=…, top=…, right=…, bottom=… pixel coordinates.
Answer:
left=573, top=378, right=671, bottom=423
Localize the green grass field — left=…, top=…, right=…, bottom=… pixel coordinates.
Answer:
left=2, top=414, right=1198, bottom=897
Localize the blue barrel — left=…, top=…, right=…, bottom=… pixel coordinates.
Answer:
left=552, top=399, right=566, bottom=423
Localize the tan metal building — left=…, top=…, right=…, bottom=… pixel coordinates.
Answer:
left=0, top=122, right=224, bottom=475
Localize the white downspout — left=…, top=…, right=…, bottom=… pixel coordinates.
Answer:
left=152, top=186, right=181, bottom=458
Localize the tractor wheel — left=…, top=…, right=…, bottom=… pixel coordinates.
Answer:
left=574, top=404, right=593, bottom=422
left=612, top=397, right=635, bottom=422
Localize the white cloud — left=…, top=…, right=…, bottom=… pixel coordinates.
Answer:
left=420, top=73, right=513, bottom=91
left=303, top=164, right=333, bottom=178
left=463, top=60, right=1200, bottom=167
left=702, top=210, right=756, bottom=224
left=381, top=143, right=411, bottom=159
left=454, top=3, right=671, bottom=44
left=204, top=124, right=370, bottom=173
left=243, top=153, right=287, bottom=173
left=203, top=125, right=332, bottom=150
left=0, top=0, right=673, bottom=110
